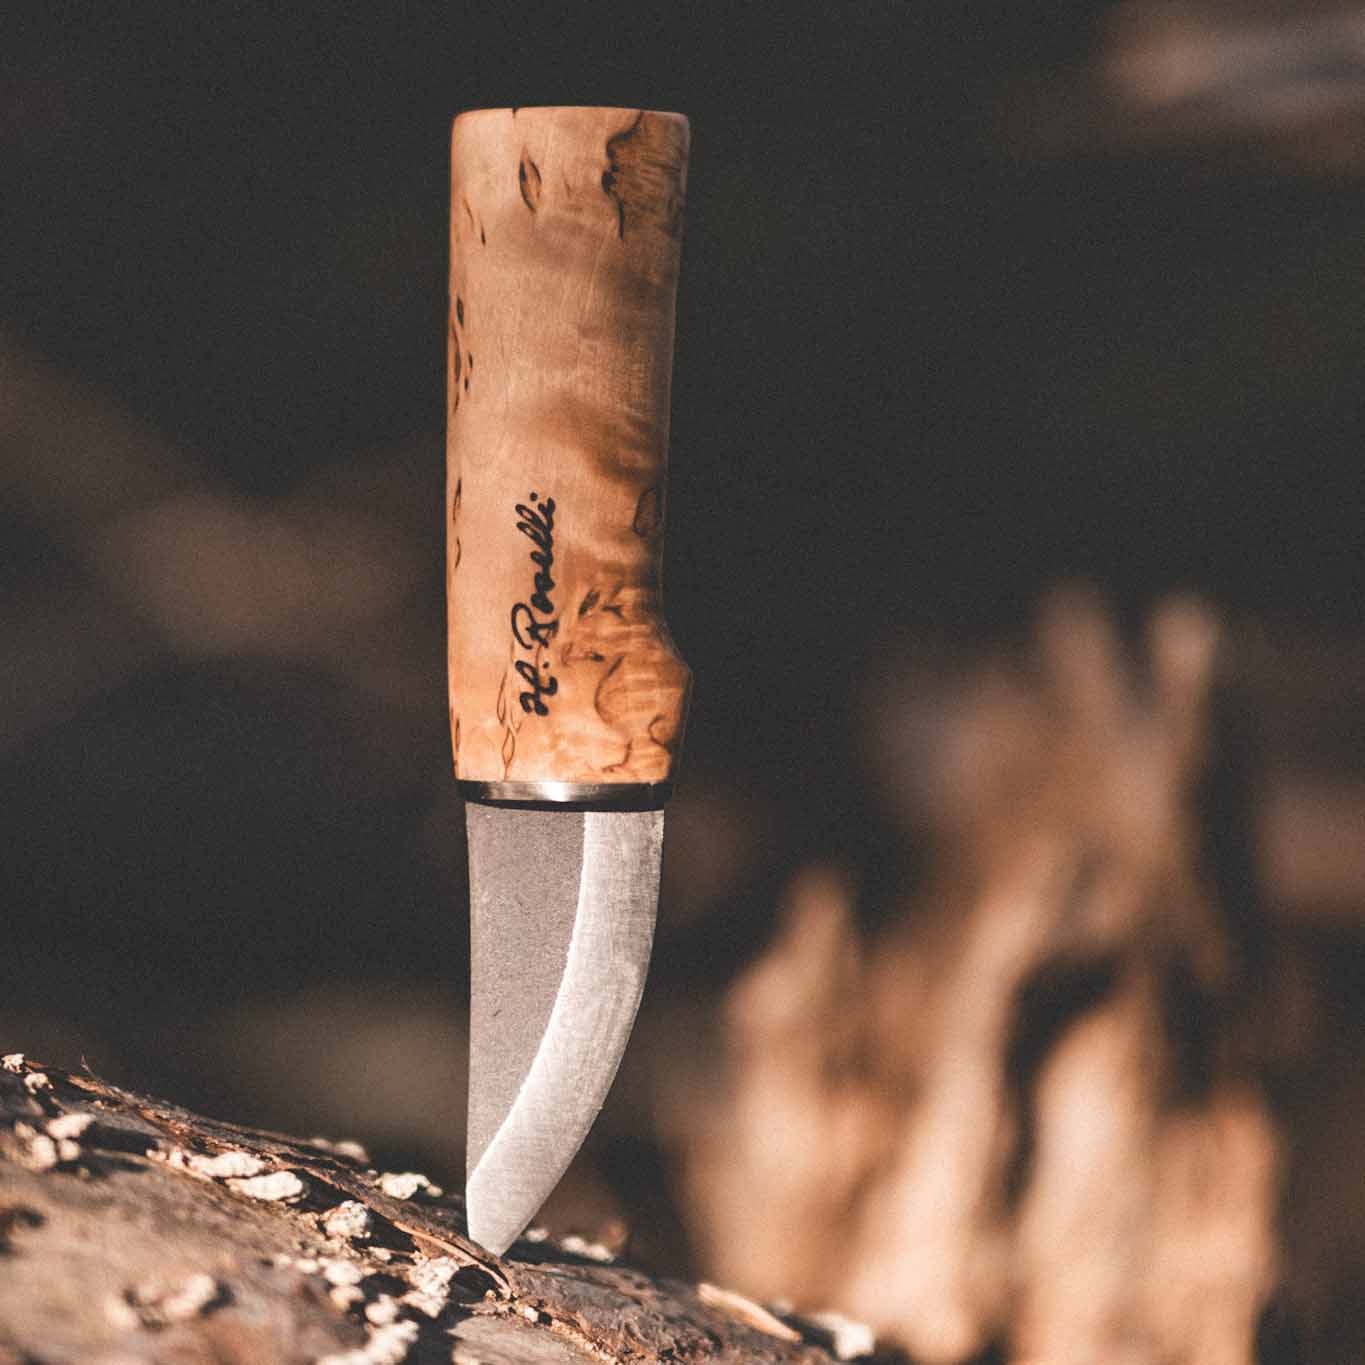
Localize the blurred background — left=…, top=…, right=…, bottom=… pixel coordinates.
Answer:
left=3, top=4, right=1363, bottom=1362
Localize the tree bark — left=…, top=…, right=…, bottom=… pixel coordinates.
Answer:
left=0, top=1056, right=868, bottom=1364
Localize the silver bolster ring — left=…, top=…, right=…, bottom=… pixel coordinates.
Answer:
left=457, top=780, right=673, bottom=811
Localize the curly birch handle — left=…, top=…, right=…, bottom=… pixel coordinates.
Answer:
left=447, top=107, right=691, bottom=803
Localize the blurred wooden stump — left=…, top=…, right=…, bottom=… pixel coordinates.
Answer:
left=0, top=1057, right=863, bottom=1364
left=670, top=590, right=1311, bottom=1365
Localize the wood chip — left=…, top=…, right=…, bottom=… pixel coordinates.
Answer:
left=226, top=1170, right=304, bottom=1202
left=187, top=1150, right=265, bottom=1179
left=696, top=1282, right=801, bottom=1342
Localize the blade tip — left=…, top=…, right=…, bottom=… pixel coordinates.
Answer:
left=467, top=1223, right=515, bottom=1258
left=465, top=1186, right=521, bottom=1258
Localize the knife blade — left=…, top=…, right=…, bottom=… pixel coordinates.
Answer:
left=446, top=106, right=691, bottom=1255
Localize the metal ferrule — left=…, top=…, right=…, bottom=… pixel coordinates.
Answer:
left=457, top=780, right=673, bottom=811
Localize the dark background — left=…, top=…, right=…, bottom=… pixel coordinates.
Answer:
left=2, top=0, right=1362, bottom=1237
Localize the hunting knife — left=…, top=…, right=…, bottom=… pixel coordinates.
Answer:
left=447, top=107, right=691, bottom=1255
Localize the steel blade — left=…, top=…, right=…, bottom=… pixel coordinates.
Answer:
left=464, top=803, right=663, bottom=1254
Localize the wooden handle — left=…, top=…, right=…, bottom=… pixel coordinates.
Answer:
left=447, top=107, right=691, bottom=801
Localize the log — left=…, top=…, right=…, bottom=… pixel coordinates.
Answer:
left=0, top=1056, right=875, bottom=1364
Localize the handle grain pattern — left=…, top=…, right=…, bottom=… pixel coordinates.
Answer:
left=447, top=107, right=691, bottom=799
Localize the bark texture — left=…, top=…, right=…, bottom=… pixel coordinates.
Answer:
left=0, top=1057, right=864, bottom=1364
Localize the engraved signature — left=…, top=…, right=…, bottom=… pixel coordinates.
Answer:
left=511, top=492, right=559, bottom=715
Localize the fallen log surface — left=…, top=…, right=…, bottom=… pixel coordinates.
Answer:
left=0, top=1055, right=870, bottom=1364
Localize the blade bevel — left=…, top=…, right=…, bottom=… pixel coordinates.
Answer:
left=464, top=804, right=663, bottom=1255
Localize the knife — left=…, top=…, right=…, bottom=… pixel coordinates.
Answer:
left=446, top=106, right=691, bottom=1255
